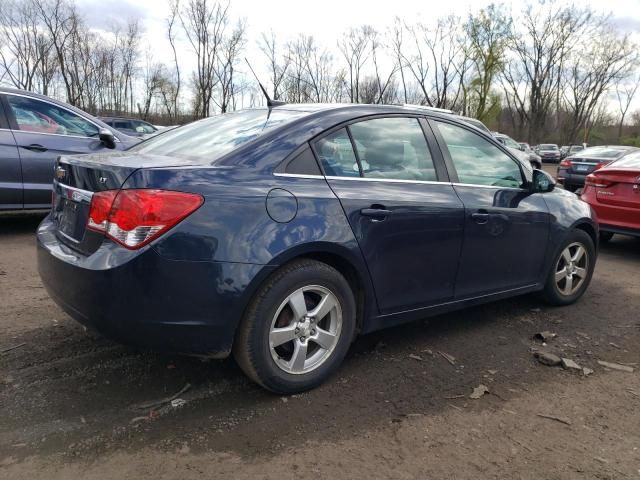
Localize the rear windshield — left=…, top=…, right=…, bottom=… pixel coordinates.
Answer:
left=607, top=151, right=640, bottom=169
left=539, top=144, right=558, bottom=150
left=577, top=147, right=630, bottom=159
left=129, top=109, right=307, bottom=161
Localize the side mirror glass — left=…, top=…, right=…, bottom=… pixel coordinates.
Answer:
left=531, top=169, right=555, bottom=193
left=98, top=128, right=116, bottom=149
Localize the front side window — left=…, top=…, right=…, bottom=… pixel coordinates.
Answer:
left=315, top=128, right=359, bottom=177
left=435, top=121, right=524, bottom=188
left=6, top=95, right=99, bottom=137
left=349, top=117, right=437, bottom=181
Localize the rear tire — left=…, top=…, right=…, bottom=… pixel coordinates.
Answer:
left=542, top=229, right=595, bottom=306
left=233, top=259, right=356, bottom=394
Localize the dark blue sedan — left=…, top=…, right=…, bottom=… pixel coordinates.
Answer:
left=37, top=104, right=598, bottom=393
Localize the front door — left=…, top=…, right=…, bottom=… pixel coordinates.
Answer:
left=431, top=119, right=550, bottom=298
left=315, top=116, right=465, bottom=314
left=2, top=93, right=105, bottom=209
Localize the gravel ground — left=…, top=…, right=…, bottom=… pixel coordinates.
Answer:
left=1, top=204, right=639, bottom=479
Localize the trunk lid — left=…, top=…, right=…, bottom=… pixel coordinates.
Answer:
left=593, top=169, right=640, bottom=209
left=566, top=157, right=610, bottom=175
left=52, top=153, right=199, bottom=253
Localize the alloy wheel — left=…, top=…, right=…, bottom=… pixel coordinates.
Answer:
left=268, top=285, right=342, bottom=375
left=554, top=242, right=589, bottom=296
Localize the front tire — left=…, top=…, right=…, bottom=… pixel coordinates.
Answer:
left=542, top=229, right=595, bottom=305
left=233, top=259, right=356, bottom=394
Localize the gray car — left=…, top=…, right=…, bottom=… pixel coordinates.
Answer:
left=0, top=88, right=139, bottom=212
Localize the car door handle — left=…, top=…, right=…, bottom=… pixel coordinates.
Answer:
left=22, top=144, right=48, bottom=153
left=360, top=208, right=392, bottom=219
left=471, top=212, right=490, bottom=224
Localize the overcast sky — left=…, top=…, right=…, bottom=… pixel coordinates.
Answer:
left=75, top=0, right=640, bottom=111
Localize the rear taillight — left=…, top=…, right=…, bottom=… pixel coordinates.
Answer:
left=87, top=189, right=203, bottom=249
left=584, top=174, right=613, bottom=188
left=559, top=158, right=573, bottom=168
left=594, top=161, right=610, bottom=171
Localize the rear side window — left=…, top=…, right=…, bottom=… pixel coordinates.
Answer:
left=315, top=128, right=360, bottom=177
left=131, top=109, right=306, bottom=162
left=6, top=95, right=99, bottom=137
left=435, top=121, right=524, bottom=188
left=349, top=117, right=437, bottom=181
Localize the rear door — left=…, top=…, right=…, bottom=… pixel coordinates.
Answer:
left=430, top=119, right=550, bottom=297
left=315, top=116, right=465, bottom=314
left=0, top=98, right=22, bottom=210
left=2, top=93, right=107, bottom=209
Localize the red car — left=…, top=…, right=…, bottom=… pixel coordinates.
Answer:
left=581, top=152, right=640, bottom=242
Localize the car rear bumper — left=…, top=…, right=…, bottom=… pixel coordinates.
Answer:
left=581, top=192, right=640, bottom=236
left=37, top=215, right=272, bottom=357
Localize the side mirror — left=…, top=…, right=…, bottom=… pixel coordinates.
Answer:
left=98, top=128, right=116, bottom=149
left=531, top=169, right=555, bottom=193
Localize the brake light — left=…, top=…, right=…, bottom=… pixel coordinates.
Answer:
left=584, top=174, right=613, bottom=188
left=594, top=161, right=610, bottom=171
left=559, top=158, right=573, bottom=168
left=87, top=189, right=203, bottom=249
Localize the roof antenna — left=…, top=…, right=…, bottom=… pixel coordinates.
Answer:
left=245, top=58, right=286, bottom=108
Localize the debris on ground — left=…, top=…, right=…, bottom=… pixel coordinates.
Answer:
left=280, top=397, right=288, bottom=403
left=561, top=358, right=582, bottom=371
left=533, top=351, right=562, bottom=366
left=135, top=383, right=191, bottom=411
left=533, top=331, right=557, bottom=342
left=627, top=389, right=639, bottom=398
left=597, top=360, right=634, bottom=373
left=575, top=331, right=590, bottom=340
left=170, top=398, right=187, bottom=408
left=422, top=348, right=433, bottom=356
left=438, top=351, right=456, bottom=366
left=536, top=413, right=571, bottom=425
left=469, top=384, right=489, bottom=399
left=487, top=369, right=498, bottom=375
left=582, top=367, right=594, bottom=376
left=530, top=308, right=541, bottom=313
left=409, top=354, right=423, bottom=362
left=609, top=342, right=621, bottom=349
left=0, top=343, right=26, bottom=355
left=443, top=394, right=465, bottom=400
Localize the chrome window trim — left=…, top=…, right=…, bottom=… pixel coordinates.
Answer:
left=325, top=175, right=444, bottom=186
left=451, top=182, right=525, bottom=191
left=274, top=172, right=527, bottom=190
left=273, top=172, right=323, bottom=179
left=2, top=92, right=118, bottom=142
left=54, top=180, right=94, bottom=201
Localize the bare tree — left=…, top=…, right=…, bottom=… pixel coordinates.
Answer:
left=615, top=74, right=640, bottom=142
left=338, top=26, right=373, bottom=103
left=464, top=4, right=511, bottom=121
left=178, top=0, right=230, bottom=117
left=214, top=19, right=246, bottom=113
left=259, top=30, right=290, bottom=100
left=504, top=3, right=592, bottom=142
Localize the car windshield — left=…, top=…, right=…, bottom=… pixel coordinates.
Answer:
left=498, top=136, right=521, bottom=149
left=539, top=144, right=558, bottom=150
left=130, top=109, right=308, bottom=161
left=576, top=147, right=629, bottom=159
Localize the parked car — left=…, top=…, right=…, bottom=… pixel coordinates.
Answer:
left=557, top=145, right=639, bottom=192
left=536, top=144, right=561, bottom=163
left=99, top=116, right=159, bottom=138
left=581, top=152, right=640, bottom=242
left=494, top=133, right=542, bottom=169
left=0, top=87, right=139, bottom=212
left=37, top=104, right=598, bottom=394
left=519, top=142, right=532, bottom=152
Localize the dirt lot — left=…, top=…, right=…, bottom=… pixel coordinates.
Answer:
left=1, top=205, right=640, bottom=479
